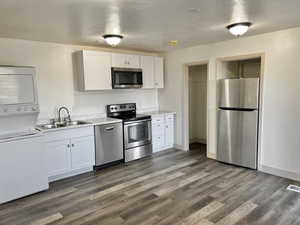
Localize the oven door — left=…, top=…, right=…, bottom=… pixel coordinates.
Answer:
left=124, top=119, right=152, bottom=149
left=112, top=68, right=143, bottom=89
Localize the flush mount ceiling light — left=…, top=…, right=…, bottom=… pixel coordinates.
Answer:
left=226, top=22, right=252, bottom=36
left=103, top=34, right=123, bottom=47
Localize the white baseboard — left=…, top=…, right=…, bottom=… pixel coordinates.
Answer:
left=207, top=152, right=216, bottom=160
left=174, top=144, right=188, bottom=151
left=49, top=167, right=93, bottom=183
left=260, top=165, right=300, bottom=182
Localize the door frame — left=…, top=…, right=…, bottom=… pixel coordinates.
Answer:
left=182, top=60, right=209, bottom=152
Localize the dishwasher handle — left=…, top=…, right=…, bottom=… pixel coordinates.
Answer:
left=104, top=126, right=115, bottom=131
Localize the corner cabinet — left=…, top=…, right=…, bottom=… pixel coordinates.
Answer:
left=43, top=127, right=95, bottom=182
left=141, top=56, right=164, bottom=89
left=151, top=113, right=175, bottom=153
left=154, top=57, right=164, bottom=88
left=76, top=50, right=112, bottom=91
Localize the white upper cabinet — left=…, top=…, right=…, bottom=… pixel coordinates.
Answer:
left=76, top=50, right=164, bottom=91
left=154, top=56, right=164, bottom=88
left=111, top=53, right=140, bottom=68
left=77, top=50, right=112, bottom=91
left=141, top=56, right=155, bottom=89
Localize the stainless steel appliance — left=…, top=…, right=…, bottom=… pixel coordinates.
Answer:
left=111, top=68, right=143, bottom=89
left=107, top=103, right=152, bottom=162
left=94, top=122, right=124, bottom=167
left=217, top=78, right=260, bottom=169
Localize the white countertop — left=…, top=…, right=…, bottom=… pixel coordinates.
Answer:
left=86, top=117, right=122, bottom=125
left=36, top=117, right=122, bottom=133
left=144, top=110, right=176, bottom=116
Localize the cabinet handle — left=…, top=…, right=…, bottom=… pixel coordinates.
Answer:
left=67, top=144, right=70, bottom=148
left=72, top=144, right=75, bottom=147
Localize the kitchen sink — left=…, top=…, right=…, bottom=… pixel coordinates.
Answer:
left=38, top=120, right=90, bottom=130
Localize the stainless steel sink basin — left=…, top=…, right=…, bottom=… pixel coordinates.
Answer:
left=66, top=121, right=89, bottom=126
left=38, top=120, right=90, bottom=130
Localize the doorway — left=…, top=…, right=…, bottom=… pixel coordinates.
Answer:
left=188, top=64, right=208, bottom=155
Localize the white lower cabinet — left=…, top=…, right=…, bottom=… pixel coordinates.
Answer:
left=46, top=140, right=71, bottom=178
left=44, top=127, right=95, bottom=182
left=70, top=136, right=95, bottom=170
left=152, top=113, right=175, bottom=153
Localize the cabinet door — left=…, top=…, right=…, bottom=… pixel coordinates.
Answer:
left=82, top=51, right=112, bottom=90
left=154, top=57, right=164, bottom=88
left=70, top=136, right=95, bottom=170
left=165, top=122, right=174, bottom=146
left=112, top=53, right=140, bottom=68
left=152, top=121, right=165, bottom=152
left=45, top=140, right=71, bottom=177
left=141, top=56, right=155, bottom=89
left=112, top=53, right=127, bottom=68
left=127, top=54, right=140, bottom=68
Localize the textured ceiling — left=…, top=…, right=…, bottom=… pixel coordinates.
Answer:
left=0, top=0, right=300, bottom=52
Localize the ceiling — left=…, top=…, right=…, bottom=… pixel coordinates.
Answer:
left=0, top=0, right=300, bottom=52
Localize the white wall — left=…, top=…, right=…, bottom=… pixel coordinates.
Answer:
left=0, top=38, right=159, bottom=121
left=189, top=65, right=207, bottom=144
left=159, top=27, right=300, bottom=180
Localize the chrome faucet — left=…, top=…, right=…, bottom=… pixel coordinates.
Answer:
left=58, top=107, right=71, bottom=122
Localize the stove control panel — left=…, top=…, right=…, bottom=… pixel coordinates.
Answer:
left=107, top=103, right=136, bottom=113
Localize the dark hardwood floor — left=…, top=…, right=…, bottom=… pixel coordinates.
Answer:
left=1, top=146, right=300, bottom=225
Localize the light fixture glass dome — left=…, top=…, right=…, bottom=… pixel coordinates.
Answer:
left=227, top=22, right=252, bottom=36
left=103, top=34, right=123, bottom=47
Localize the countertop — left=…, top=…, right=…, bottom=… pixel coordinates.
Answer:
left=36, top=117, right=122, bottom=133
left=143, top=110, right=176, bottom=116
left=85, top=117, right=122, bottom=125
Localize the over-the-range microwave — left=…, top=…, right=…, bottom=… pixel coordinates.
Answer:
left=111, top=67, right=143, bottom=89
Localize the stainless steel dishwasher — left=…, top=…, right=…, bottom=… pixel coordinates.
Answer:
left=94, top=122, right=124, bottom=168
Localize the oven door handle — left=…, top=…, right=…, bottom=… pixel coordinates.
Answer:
left=124, top=119, right=152, bottom=125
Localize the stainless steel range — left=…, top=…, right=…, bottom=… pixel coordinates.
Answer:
left=107, top=103, right=152, bottom=162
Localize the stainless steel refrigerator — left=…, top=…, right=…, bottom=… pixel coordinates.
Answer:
left=217, top=78, right=259, bottom=169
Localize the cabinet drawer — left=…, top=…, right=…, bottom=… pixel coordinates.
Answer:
left=152, top=123, right=164, bottom=134
left=166, top=114, right=175, bottom=122
left=151, top=115, right=165, bottom=124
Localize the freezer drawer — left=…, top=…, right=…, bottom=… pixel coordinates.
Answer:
left=94, top=122, right=124, bottom=166
left=217, top=109, right=258, bottom=169
left=218, top=78, right=259, bottom=109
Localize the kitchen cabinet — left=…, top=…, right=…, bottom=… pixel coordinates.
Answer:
left=112, top=53, right=140, bottom=68
left=71, top=136, right=95, bottom=170
left=44, top=127, right=95, bottom=182
left=151, top=113, right=175, bottom=153
left=141, top=56, right=155, bottom=89
left=154, top=57, right=164, bottom=88
left=46, top=140, right=71, bottom=178
left=76, top=50, right=112, bottom=91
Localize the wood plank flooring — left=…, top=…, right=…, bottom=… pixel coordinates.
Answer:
left=1, top=144, right=300, bottom=225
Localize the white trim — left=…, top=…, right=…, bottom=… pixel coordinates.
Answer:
left=48, top=166, right=93, bottom=182
left=182, top=61, right=209, bottom=153
left=207, top=152, right=216, bottom=160
left=260, top=165, right=300, bottom=182
left=174, top=144, right=187, bottom=151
